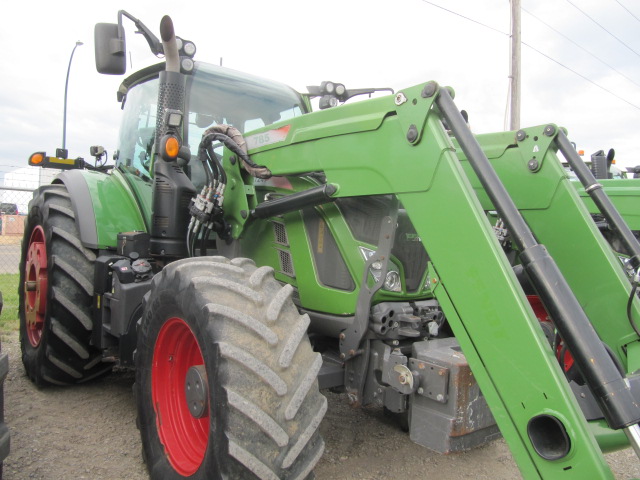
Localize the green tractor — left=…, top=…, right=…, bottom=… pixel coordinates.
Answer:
left=20, top=12, right=640, bottom=479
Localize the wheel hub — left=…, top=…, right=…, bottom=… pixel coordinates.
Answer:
left=24, top=226, right=47, bottom=347
left=185, top=365, right=209, bottom=419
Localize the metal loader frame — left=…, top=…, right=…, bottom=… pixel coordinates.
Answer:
left=237, top=81, right=640, bottom=478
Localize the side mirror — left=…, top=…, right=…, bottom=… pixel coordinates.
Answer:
left=95, top=23, right=126, bottom=74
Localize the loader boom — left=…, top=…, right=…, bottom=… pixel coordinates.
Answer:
left=234, top=82, right=640, bottom=478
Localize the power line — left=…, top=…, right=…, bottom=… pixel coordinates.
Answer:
left=565, top=0, right=640, bottom=59
left=614, top=0, right=640, bottom=25
left=522, top=40, right=640, bottom=110
left=417, top=0, right=640, bottom=111
left=417, top=0, right=506, bottom=36
left=523, top=6, right=640, bottom=90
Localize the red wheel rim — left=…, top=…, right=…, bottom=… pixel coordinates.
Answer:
left=24, top=226, right=48, bottom=347
left=152, top=317, right=208, bottom=476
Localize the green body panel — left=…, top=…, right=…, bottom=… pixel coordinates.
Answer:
left=457, top=129, right=562, bottom=211
left=575, top=178, right=640, bottom=230
left=77, top=169, right=148, bottom=248
left=117, top=167, right=153, bottom=232
left=243, top=88, right=441, bottom=195
left=236, top=173, right=429, bottom=315
left=235, top=84, right=638, bottom=477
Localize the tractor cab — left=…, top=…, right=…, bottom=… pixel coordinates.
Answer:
left=114, top=61, right=307, bottom=204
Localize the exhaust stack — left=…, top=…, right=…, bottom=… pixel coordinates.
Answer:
left=150, top=15, right=196, bottom=258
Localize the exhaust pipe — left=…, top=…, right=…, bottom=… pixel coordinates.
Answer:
left=150, top=15, right=196, bottom=258
left=159, top=15, right=180, bottom=73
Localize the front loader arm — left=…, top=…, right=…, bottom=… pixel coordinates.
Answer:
left=237, top=81, right=640, bottom=478
left=396, top=116, right=619, bottom=478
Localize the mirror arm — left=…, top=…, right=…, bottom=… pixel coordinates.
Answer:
left=118, top=10, right=163, bottom=56
left=343, top=87, right=394, bottom=101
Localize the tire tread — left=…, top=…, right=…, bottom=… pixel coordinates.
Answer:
left=137, top=256, right=326, bottom=479
left=227, top=389, right=289, bottom=447
left=219, top=342, right=288, bottom=396
left=50, top=317, right=90, bottom=359
left=19, top=184, right=111, bottom=386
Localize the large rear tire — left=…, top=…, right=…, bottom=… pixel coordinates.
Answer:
left=19, top=184, right=111, bottom=386
left=136, top=256, right=326, bottom=479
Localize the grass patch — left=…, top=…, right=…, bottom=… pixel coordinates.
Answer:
left=0, top=273, right=19, bottom=333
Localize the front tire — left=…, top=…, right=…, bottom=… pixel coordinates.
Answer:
left=136, top=256, right=326, bottom=479
left=19, top=184, right=111, bottom=386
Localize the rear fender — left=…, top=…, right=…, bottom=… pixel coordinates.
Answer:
left=54, top=170, right=147, bottom=249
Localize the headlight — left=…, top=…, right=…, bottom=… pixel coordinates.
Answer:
left=183, top=41, right=196, bottom=57
left=359, top=247, right=402, bottom=292
left=384, top=271, right=402, bottom=292
left=322, top=81, right=335, bottom=94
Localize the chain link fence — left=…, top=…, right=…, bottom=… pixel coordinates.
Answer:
left=0, top=165, right=58, bottom=274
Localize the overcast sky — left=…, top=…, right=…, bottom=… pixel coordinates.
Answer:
left=2, top=0, right=640, bottom=184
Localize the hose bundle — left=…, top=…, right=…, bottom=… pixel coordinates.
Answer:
left=186, top=124, right=270, bottom=256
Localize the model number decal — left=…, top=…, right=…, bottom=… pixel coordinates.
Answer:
left=246, top=125, right=291, bottom=150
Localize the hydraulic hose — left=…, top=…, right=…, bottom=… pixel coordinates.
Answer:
left=202, top=125, right=272, bottom=179
left=627, top=274, right=640, bottom=338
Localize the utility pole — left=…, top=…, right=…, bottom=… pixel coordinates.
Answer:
left=509, top=0, right=521, bottom=131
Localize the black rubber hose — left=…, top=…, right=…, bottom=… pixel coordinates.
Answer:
left=210, top=148, right=226, bottom=185
left=199, top=228, right=211, bottom=257
left=200, top=133, right=267, bottom=171
left=626, top=279, right=640, bottom=339
left=197, top=143, right=215, bottom=183
left=205, top=144, right=220, bottom=182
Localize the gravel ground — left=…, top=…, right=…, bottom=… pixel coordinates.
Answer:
left=2, top=331, right=639, bottom=480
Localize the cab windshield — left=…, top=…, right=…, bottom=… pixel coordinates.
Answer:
left=115, top=62, right=305, bottom=187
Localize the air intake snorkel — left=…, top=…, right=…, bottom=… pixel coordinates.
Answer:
left=149, top=16, right=196, bottom=258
